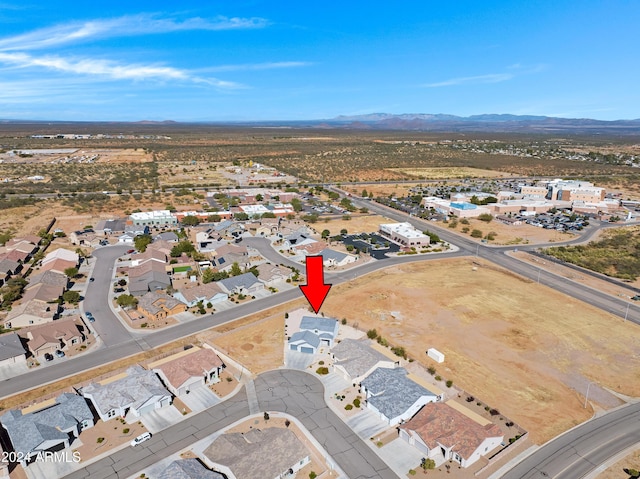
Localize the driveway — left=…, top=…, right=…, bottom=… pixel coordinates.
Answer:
left=178, top=384, right=221, bottom=412
left=377, top=437, right=425, bottom=476
left=345, top=407, right=390, bottom=439
left=139, top=406, right=185, bottom=433
left=0, top=361, right=29, bottom=380
left=284, top=349, right=315, bottom=370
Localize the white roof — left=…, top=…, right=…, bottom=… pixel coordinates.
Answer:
left=379, top=222, right=428, bottom=239
left=130, top=210, right=175, bottom=220
left=42, top=248, right=79, bottom=265
left=239, top=205, right=270, bottom=215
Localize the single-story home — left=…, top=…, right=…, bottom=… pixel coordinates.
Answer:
left=399, top=402, right=504, bottom=468
left=288, top=330, right=321, bottom=354
left=318, top=248, right=358, bottom=267
left=202, top=427, right=310, bottom=479
left=157, top=459, right=226, bottom=479
left=0, top=332, right=27, bottom=367
left=331, top=338, right=398, bottom=383
left=0, top=393, right=94, bottom=467
left=137, top=291, right=187, bottom=321
left=152, top=347, right=224, bottom=396
left=360, top=367, right=442, bottom=426
left=299, top=316, right=339, bottom=347
left=21, top=318, right=84, bottom=358
left=173, top=282, right=228, bottom=307
left=4, top=300, right=59, bottom=329
left=217, top=273, right=264, bottom=296
left=255, top=263, right=292, bottom=287
left=81, top=365, right=172, bottom=422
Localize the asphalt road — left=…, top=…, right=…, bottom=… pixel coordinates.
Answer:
left=63, top=370, right=398, bottom=479
left=501, top=402, right=640, bottom=479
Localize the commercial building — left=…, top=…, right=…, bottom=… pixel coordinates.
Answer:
left=379, top=222, right=431, bottom=248
left=130, top=210, right=178, bottom=227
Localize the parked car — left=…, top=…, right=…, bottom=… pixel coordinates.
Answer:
left=55, top=350, right=65, bottom=358
left=632, top=295, right=640, bottom=301
left=85, top=312, right=95, bottom=322
left=130, top=432, right=152, bottom=447
left=44, top=353, right=54, bottom=361
left=127, top=249, right=135, bottom=254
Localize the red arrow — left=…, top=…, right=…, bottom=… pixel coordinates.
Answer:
left=299, top=255, right=332, bottom=313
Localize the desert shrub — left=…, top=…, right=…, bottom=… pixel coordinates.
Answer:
left=471, top=229, right=483, bottom=238
left=345, top=404, right=353, bottom=410
left=316, top=367, right=329, bottom=375
left=435, top=375, right=442, bottom=381
left=353, top=397, right=361, bottom=408
left=123, top=428, right=130, bottom=434
left=446, top=380, right=453, bottom=388
left=366, top=328, right=378, bottom=339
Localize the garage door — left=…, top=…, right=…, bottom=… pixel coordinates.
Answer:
left=290, top=344, right=298, bottom=351
left=301, top=346, right=315, bottom=354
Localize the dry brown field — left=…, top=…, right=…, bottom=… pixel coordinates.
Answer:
left=320, top=258, right=640, bottom=444
left=445, top=216, right=570, bottom=245
left=597, top=447, right=640, bottom=479
left=386, top=166, right=514, bottom=179
left=311, top=214, right=393, bottom=236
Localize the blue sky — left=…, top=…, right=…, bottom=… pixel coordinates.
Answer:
left=0, top=1, right=638, bottom=121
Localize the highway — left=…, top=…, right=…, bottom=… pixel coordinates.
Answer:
left=63, top=370, right=398, bottom=479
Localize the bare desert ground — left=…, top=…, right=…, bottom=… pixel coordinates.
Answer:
left=597, top=447, right=640, bottom=479
left=311, top=213, right=393, bottom=236
left=320, top=258, right=640, bottom=443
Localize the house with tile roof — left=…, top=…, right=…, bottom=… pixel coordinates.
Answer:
left=360, top=367, right=442, bottom=426
left=399, top=402, right=504, bottom=468
left=21, top=282, right=64, bottom=304
left=137, top=291, right=187, bottom=321
left=81, top=365, right=172, bottom=422
left=158, top=459, right=226, bottom=479
left=331, top=338, right=398, bottom=383
left=152, top=347, right=224, bottom=396
left=21, top=318, right=84, bottom=359
left=4, top=299, right=59, bottom=329
left=41, top=248, right=79, bottom=266
left=128, top=261, right=171, bottom=296
left=255, top=263, right=292, bottom=287
left=39, top=257, right=78, bottom=275
left=173, top=282, right=228, bottom=307
left=28, top=270, right=68, bottom=289
left=0, top=393, right=93, bottom=466
left=202, top=428, right=310, bottom=479
left=0, top=332, right=27, bottom=367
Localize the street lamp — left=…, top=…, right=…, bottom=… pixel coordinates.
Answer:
left=584, top=381, right=594, bottom=409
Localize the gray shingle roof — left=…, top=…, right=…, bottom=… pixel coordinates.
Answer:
left=0, top=332, right=26, bottom=361
left=289, top=330, right=320, bottom=349
left=300, top=316, right=338, bottom=333
left=81, top=365, right=170, bottom=416
left=319, top=248, right=349, bottom=262
left=0, top=393, right=92, bottom=455
left=332, top=338, right=391, bottom=379
left=218, top=272, right=260, bottom=292
left=361, top=367, right=438, bottom=421
left=158, top=459, right=225, bottom=479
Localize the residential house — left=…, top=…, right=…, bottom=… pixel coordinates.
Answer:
left=0, top=248, right=31, bottom=264
left=125, top=224, right=150, bottom=237
left=294, top=241, right=328, bottom=256
left=255, top=263, right=292, bottom=287
left=217, top=273, right=264, bottom=296
left=318, top=248, right=357, bottom=267
left=399, top=402, right=504, bottom=468
left=69, top=229, right=101, bottom=247
left=21, top=318, right=84, bottom=359
left=4, top=238, right=39, bottom=259
left=118, top=232, right=136, bottom=244
left=0, top=258, right=21, bottom=278
left=128, top=261, right=171, bottom=296
left=21, top=282, right=64, bottom=304
left=202, top=428, right=310, bottom=479
left=4, top=300, right=59, bottom=329
left=158, top=459, right=226, bottom=479
left=95, top=218, right=127, bottom=235
left=154, top=231, right=179, bottom=242
left=152, top=347, right=224, bottom=396
left=282, top=229, right=315, bottom=249
left=130, top=248, right=167, bottom=267
left=0, top=332, right=27, bottom=367
left=39, top=257, right=77, bottom=275
left=137, top=291, right=187, bottom=321
left=81, top=365, right=172, bottom=421
left=28, top=270, right=68, bottom=289
left=173, top=282, right=228, bottom=307
left=41, top=248, right=79, bottom=267
left=331, top=338, right=398, bottom=383
left=0, top=393, right=94, bottom=467
left=288, top=330, right=321, bottom=354
left=299, top=316, right=339, bottom=347
left=195, top=230, right=226, bottom=253
left=360, top=367, right=441, bottom=426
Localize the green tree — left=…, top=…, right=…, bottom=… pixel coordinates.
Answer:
left=261, top=212, right=276, bottom=218
left=0, top=231, right=13, bottom=245
left=361, top=189, right=368, bottom=197
left=366, top=328, right=378, bottom=339
left=421, top=458, right=436, bottom=471
left=478, top=213, right=494, bottom=222
left=321, top=229, right=330, bottom=239
left=181, top=215, right=201, bottom=226
left=230, top=262, right=242, bottom=277
left=234, top=212, right=249, bottom=221
left=291, top=198, right=303, bottom=212
left=64, top=267, right=78, bottom=278
left=134, top=234, right=152, bottom=252
left=116, top=294, right=138, bottom=309
left=62, top=290, right=81, bottom=304
left=202, top=268, right=216, bottom=284
left=208, top=214, right=221, bottom=222
left=170, top=240, right=196, bottom=257
left=255, top=193, right=264, bottom=202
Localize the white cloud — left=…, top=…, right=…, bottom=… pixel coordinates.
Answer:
left=0, top=14, right=269, bottom=51
left=0, top=52, right=244, bottom=88
left=199, top=61, right=312, bottom=73
left=424, top=73, right=514, bottom=88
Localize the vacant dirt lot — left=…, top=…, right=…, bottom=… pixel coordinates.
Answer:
left=311, top=214, right=393, bottom=236
left=386, top=166, right=513, bottom=179
left=445, top=216, right=572, bottom=245
left=598, top=447, right=640, bottom=479
left=321, top=258, right=640, bottom=444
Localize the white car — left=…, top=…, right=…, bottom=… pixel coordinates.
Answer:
left=130, top=432, right=152, bottom=447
